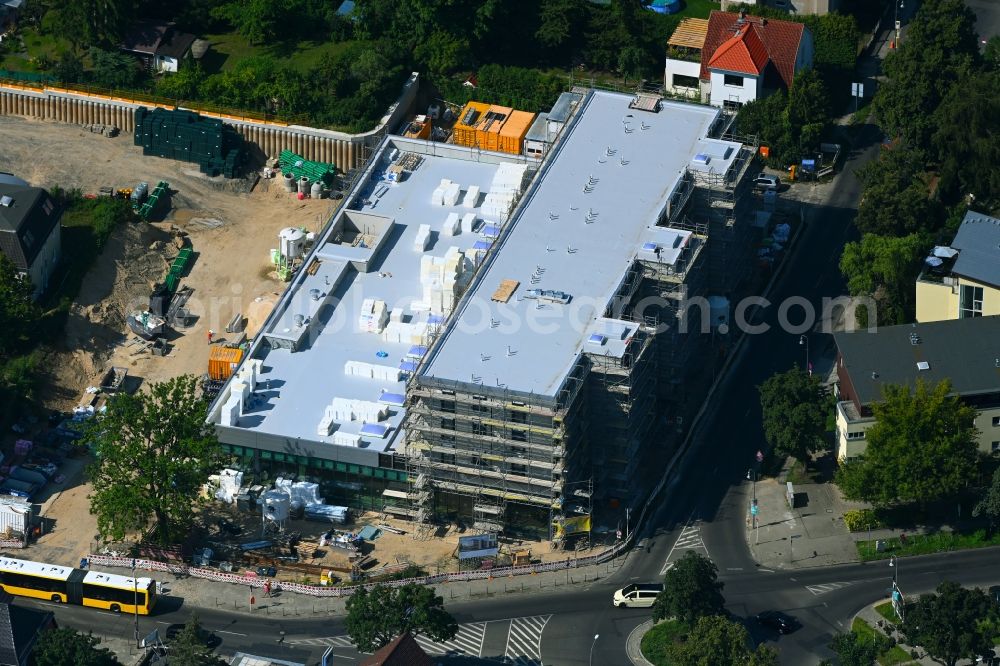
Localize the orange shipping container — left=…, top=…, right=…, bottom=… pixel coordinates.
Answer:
left=452, top=101, right=490, bottom=148
left=208, top=346, right=244, bottom=381
left=475, top=105, right=512, bottom=152
left=497, top=111, right=536, bottom=155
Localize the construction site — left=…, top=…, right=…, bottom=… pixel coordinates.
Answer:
left=207, top=88, right=768, bottom=554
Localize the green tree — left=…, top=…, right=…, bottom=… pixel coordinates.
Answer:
left=668, top=615, right=777, bottom=666
left=985, top=35, right=1000, bottom=70
left=85, top=375, right=221, bottom=544
left=32, top=627, right=122, bottom=666
left=902, top=581, right=996, bottom=666
left=413, top=30, right=470, bottom=78
left=536, top=0, right=585, bottom=53
left=853, top=150, right=940, bottom=237
left=839, top=233, right=926, bottom=326
left=88, top=47, right=142, bottom=89
left=931, top=70, right=1000, bottom=206
left=785, top=68, right=831, bottom=156
left=54, top=50, right=85, bottom=83
left=213, top=0, right=283, bottom=45
left=836, top=380, right=979, bottom=508
left=972, top=467, right=1000, bottom=532
left=652, top=551, right=725, bottom=626
left=829, top=631, right=881, bottom=666
left=873, top=0, right=980, bottom=153
left=0, top=254, right=38, bottom=356
left=167, top=613, right=226, bottom=666
left=758, top=365, right=828, bottom=462
left=344, top=583, right=458, bottom=653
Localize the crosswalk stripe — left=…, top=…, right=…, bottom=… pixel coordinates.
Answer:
left=806, top=582, right=854, bottom=596
left=505, top=614, right=550, bottom=664
left=414, top=621, right=486, bottom=656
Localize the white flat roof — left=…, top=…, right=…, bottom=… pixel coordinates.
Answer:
left=212, top=138, right=529, bottom=451
left=421, top=91, right=735, bottom=397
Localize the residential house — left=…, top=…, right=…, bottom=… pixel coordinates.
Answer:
left=833, top=316, right=1000, bottom=460
left=0, top=0, right=24, bottom=32
left=121, top=21, right=196, bottom=73
left=664, top=10, right=814, bottom=108
left=0, top=178, right=62, bottom=300
left=359, top=633, right=432, bottom=666
left=0, top=591, right=56, bottom=666
left=916, top=210, right=1000, bottom=323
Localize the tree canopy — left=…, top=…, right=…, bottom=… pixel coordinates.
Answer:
left=85, top=375, right=221, bottom=544
left=758, top=365, right=829, bottom=462
left=828, top=631, right=882, bottom=666
left=32, top=627, right=122, bottom=666
left=836, top=380, right=980, bottom=508
left=667, top=615, right=778, bottom=666
left=167, top=612, right=227, bottom=666
left=839, top=233, right=927, bottom=327
left=902, top=581, right=997, bottom=666
left=853, top=150, right=941, bottom=238
left=0, top=255, right=37, bottom=357
left=344, top=583, right=458, bottom=653
left=737, top=69, right=831, bottom=167
left=873, top=0, right=981, bottom=153
left=652, top=551, right=725, bottom=626
left=972, top=466, right=1000, bottom=531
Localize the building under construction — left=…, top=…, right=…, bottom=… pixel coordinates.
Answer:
left=207, top=89, right=761, bottom=545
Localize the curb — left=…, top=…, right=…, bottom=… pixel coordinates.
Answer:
left=626, top=619, right=655, bottom=666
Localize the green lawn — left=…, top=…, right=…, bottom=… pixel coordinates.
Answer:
left=676, top=0, right=721, bottom=19
left=857, top=529, right=1000, bottom=561
left=874, top=601, right=901, bottom=625
left=1, top=27, right=70, bottom=72
left=640, top=619, right=687, bottom=666
left=200, top=32, right=356, bottom=74
left=852, top=618, right=916, bottom=666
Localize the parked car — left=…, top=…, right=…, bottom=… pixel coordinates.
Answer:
left=256, top=566, right=277, bottom=578
left=756, top=610, right=799, bottom=634
left=753, top=173, right=781, bottom=191
left=613, top=583, right=663, bottom=608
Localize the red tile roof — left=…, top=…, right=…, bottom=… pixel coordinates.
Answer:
left=360, top=633, right=433, bottom=666
left=700, top=11, right=806, bottom=88
left=707, top=24, right=770, bottom=75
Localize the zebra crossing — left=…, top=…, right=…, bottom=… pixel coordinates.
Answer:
left=415, top=621, right=486, bottom=656
left=806, top=581, right=854, bottom=596
left=660, top=523, right=708, bottom=575
left=505, top=615, right=550, bottom=665
left=287, top=613, right=550, bottom=662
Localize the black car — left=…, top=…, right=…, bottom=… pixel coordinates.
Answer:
left=256, top=566, right=277, bottom=577
left=756, top=611, right=798, bottom=634
left=164, top=623, right=221, bottom=649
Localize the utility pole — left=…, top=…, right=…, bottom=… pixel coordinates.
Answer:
left=132, top=559, right=140, bottom=649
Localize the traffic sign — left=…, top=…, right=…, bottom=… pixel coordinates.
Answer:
left=750, top=504, right=759, bottom=516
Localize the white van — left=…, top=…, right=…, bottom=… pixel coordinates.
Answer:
left=613, top=583, right=663, bottom=608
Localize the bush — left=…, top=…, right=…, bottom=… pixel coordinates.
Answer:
left=640, top=619, right=687, bottom=666
left=844, top=509, right=881, bottom=532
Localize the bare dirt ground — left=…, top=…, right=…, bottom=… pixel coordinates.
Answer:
left=0, top=114, right=334, bottom=566
left=0, top=114, right=335, bottom=409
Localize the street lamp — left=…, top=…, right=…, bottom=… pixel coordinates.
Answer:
left=894, top=1, right=905, bottom=47
left=889, top=555, right=898, bottom=586
left=131, top=559, right=140, bottom=649
left=799, top=334, right=810, bottom=375
left=589, top=634, right=600, bottom=666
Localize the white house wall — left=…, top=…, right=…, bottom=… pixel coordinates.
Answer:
left=27, top=223, right=60, bottom=300
left=709, top=71, right=760, bottom=107
left=663, top=58, right=702, bottom=98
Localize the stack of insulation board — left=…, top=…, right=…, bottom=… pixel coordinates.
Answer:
left=134, top=107, right=245, bottom=179
left=278, top=150, right=337, bottom=186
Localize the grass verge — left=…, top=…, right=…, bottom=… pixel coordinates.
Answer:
left=640, top=619, right=687, bottom=666
left=874, top=601, right=900, bottom=624
left=852, top=618, right=915, bottom=666
left=856, top=529, right=1000, bottom=561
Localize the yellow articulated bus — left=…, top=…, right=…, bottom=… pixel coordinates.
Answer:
left=0, top=556, right=156, bottom=615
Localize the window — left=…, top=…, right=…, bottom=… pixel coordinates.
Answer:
left=439, top=400, right=456, bottom=413
left=472, top=422, right=494, bottom=437
left=440, top=418, right=455, bottom=431
left=672, top=73, right=700, bottom=89
left=846, top=431, right=866, bottom=440
left=510, top=410, right=527, bottom=424
left=992, top=416, right=1000, bottom=427
left=722, top=99, right=743, bottom=110
left=471, top=402, right=489, bottom=413
left=993, top=441, right=1000, bottom=453
left=510, top=463, right=527, bottom=475
left=959, top=284, right=983, bottom=318
left=724, top=74, right=744, bottom=87
left=511, top=429, right=528, bottom=442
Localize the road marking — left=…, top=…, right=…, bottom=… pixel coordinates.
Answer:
left=504, top=615, right=550, bottom=665
left=289, top=636, right=357, bottom=649
left=759, top=569, right=774, bottom=573
left=726, top=567, right=744, bottom=571
left=415, top=621, right=487, bottom=657
left=215, top=630, right=247, bottom=637
left=659, top=521, right=709, bottom=576
left=806, top=582, right=854, bottom=596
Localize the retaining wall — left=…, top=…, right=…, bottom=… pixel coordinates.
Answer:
left=0, top=73, right=419, bottom=174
